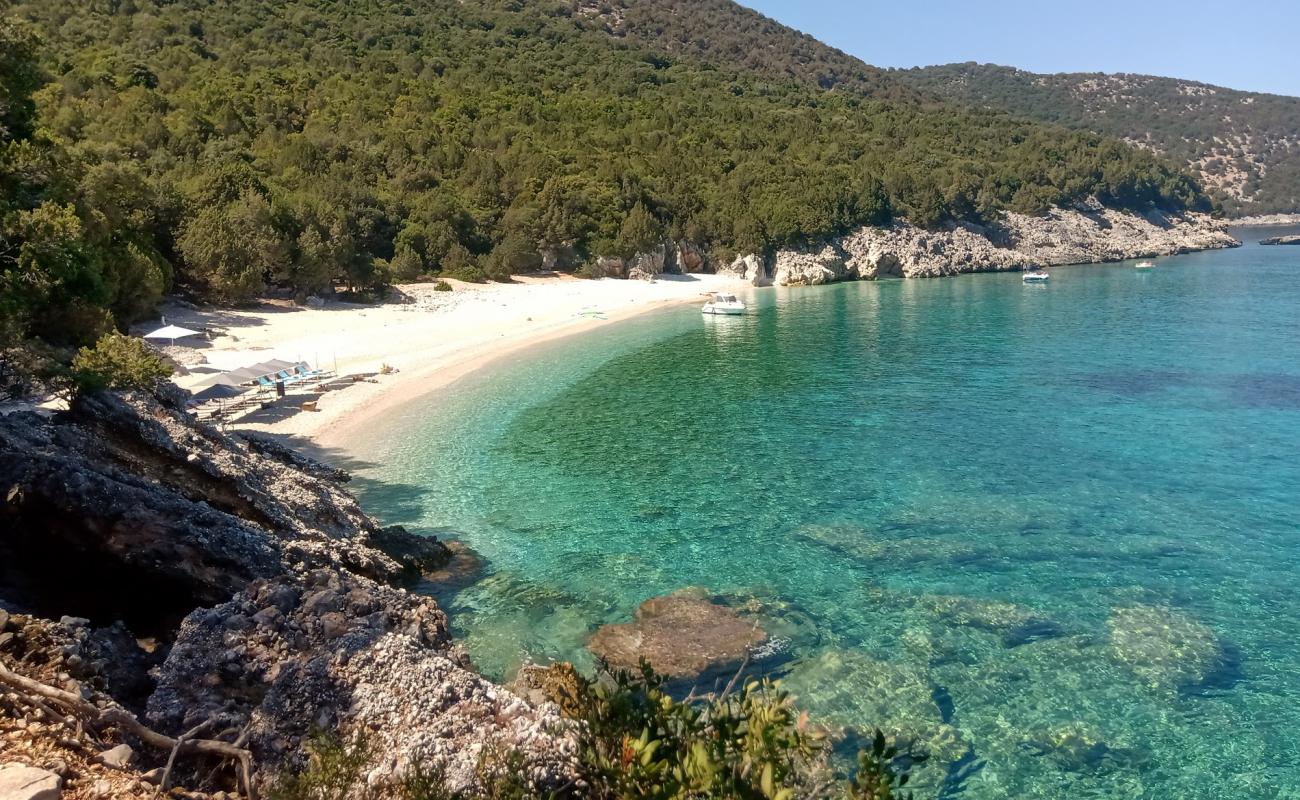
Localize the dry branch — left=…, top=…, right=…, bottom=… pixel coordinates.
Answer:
left=0, top=660, right=258, bottom=800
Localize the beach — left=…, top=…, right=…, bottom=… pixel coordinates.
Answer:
left=155, top=273, right=752, bottom=448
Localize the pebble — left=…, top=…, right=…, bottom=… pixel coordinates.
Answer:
left=95, top=744, right=134, bottom=770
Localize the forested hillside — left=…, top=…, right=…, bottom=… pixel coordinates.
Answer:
left=896, top=63, right=1300, bottom=215
left=3, top=0, right=1208, bottom=351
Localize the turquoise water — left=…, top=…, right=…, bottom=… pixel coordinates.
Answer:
left=349, top=231, right=1300, bottom=799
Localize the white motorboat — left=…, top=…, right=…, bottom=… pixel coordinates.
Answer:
left=1022, top=269, right=1050, bottom=283
left=1135, top=260, right=1155, bottom=270
left=702, top=293, right=746, bottom=315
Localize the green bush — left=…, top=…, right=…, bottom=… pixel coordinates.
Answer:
left=70, top=332, right=171, bottom=395
left=433, top=280, right=454, bottom=292
left=269, top=661, right=925, bottom=800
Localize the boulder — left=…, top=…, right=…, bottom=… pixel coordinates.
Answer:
left=149, top=569, right=578, bottom=795
left=587, top=590, right=767, bottom=680
left=771, top=243, right=852, bottom=286
left=0, top=764, right=62, bottom=800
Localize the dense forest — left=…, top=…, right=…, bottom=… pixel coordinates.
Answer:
left=2, top=0, right=1209, bottom=351
left=896, top=63, right=1300, bottom=215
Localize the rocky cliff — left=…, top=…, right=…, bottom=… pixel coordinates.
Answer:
left=718, top=207, right=1238, bottom=287
left=0, top=390, right=576, bottom=797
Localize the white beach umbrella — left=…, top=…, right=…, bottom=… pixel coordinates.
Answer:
left=142, top=324, right=201, bottom=346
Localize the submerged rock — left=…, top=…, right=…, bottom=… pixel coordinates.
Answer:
left=781, top=649, right=968, bottom=766
left=921, top=595, right=1063, bottom=647
left=587, top=589, right=768, bottom=681
left=1022, top=722, right=1116, bottom=772
left=1107, top=604, right=1223, bottom=691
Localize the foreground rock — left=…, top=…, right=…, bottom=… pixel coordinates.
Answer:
left=0, top=389, right=575, bottom=796
left=587, top=590, right=767, bottom=681
left=0, top=764, right=62, bottom=800
left=150, top=569, right=577, bottom=793
left=721, top=206, right=1237, bottom=286
left=1259, top=235, right=1300, bottom=245
left=0, top=389, right=448, bottom=631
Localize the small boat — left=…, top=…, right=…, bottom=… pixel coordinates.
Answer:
left=702, top=293, right=746, bottom=315
left=1135, top=260, right=1156, bottom=270
left=1022, top=269, right=1050, bottom=283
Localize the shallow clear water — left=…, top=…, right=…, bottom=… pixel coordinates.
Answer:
left=349, top=230, right=1300, bottom=799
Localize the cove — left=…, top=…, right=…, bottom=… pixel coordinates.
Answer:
left=348, top=231, right=1300, bottom=799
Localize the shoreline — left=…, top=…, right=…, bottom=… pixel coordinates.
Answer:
left=155, top=209, right=1243, bottom=453
left=155, top=273, right=754, bottom=452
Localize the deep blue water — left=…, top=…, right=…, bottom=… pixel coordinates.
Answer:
left=349, top=230, right=1300, bottom=799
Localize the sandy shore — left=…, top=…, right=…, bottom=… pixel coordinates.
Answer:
left=152, top=273, right=752, bottom=450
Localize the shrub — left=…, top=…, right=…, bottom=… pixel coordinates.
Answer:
left=433, top=280, right=453, bottom=292
left=70, top=332, right=171, bottom=395
left=269, top=662, right=927, bottom=800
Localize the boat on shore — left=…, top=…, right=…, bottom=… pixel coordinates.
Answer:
left=1135, top=260, right=1156, bottom=269
left=1022, top=268, right=1050, bottom=283
left=703, top=293, right=746, bottom=315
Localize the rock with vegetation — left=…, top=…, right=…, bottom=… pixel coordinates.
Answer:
left=1107, top=604, right=1224, bottom=691
left=896, top=63, right=1300, bottom=215
left=587, top=589, right=768, bottom=681
left=0, top=387, right=592, bottom=797
left=760, top=207, right=1237, bottom=286
left=0, top=390, right=446, bottom=623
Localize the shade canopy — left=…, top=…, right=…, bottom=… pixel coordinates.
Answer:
left=192, top=372, right=247, bottom=389
left=191, top=382, right=248, bottom=402
left=142, top=324, right=201, bottom=341
left=241, top=359, right=292, bottom=375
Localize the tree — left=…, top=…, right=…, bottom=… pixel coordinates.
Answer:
left=288, top=225, right=336, bottom=298
left=178, top=190, right=287, bottom=302
left=484, top=232, right=539, bottom=281
left=614, top=201, right=663, bottom=259
left=0, top=19, right=41, bottom=143
left=389, top=245, right=424, bottom=281
left=70, top=332, right=171, bottom=395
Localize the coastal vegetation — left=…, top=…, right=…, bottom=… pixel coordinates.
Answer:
left=894, top=63, right=1300, bottom=215
left=270, top=661, right=925, bottom=800
left=3, top=0, right=1208, bottom=340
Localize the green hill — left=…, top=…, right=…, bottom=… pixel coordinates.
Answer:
left=894, top=62, right=1300, bottom=215
left=2, top=0, right=1208, bottom=350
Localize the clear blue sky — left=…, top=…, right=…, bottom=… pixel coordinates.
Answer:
left=742, top=0, right=1299, bottom=97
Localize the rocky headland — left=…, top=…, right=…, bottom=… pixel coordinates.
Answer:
left=717, top=206, right=1237, bottom=287
left=0, top=388, right=576, bottom=798
left=1259, top=235, right=1300, bottom=245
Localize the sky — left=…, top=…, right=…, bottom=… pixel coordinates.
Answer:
left=742, top=0, right=1299, bottom=97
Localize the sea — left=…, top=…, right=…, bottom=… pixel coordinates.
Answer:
left=347, top=228, right=1300, bottom=799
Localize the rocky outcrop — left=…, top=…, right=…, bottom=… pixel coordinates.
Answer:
left=717, top=207, right=1238, bottom=287
left=1260, top=235, right=1300, bottom=245
left=150, top=570, right=577, bottom=794
left=0, top=390, right=445, bottom=632
left=587, top=589, right=767, bottom=681
left=0, top=390, right=576, bottom=796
